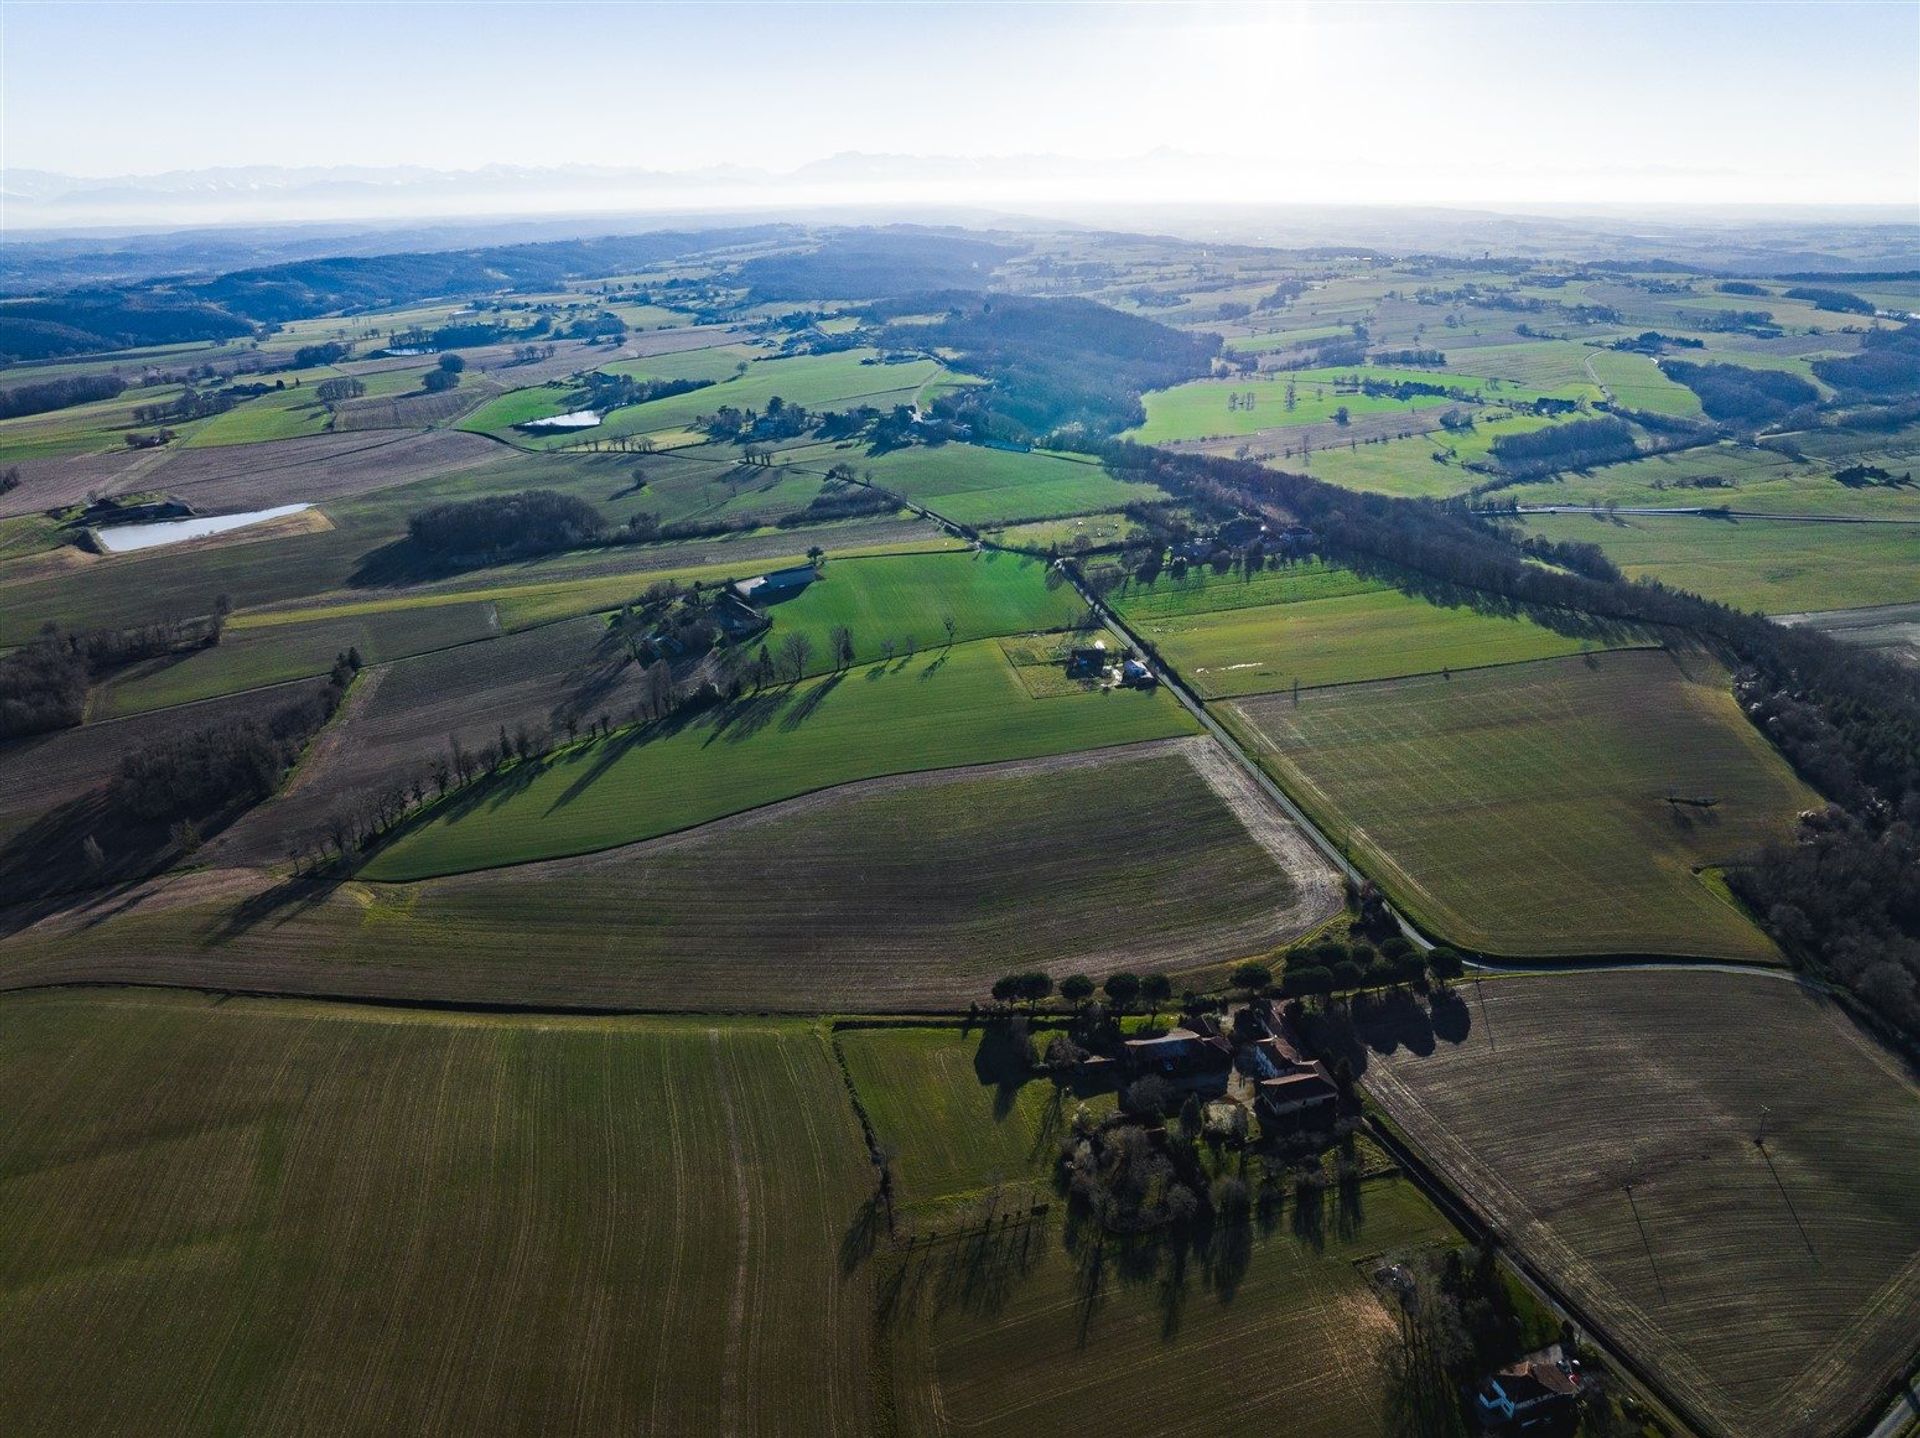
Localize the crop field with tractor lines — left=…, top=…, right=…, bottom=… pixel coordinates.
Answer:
left=0, top=739, right=1337, bottom=1010
left=1226, top=649, right=1815, bottom=959
left=0, top=990, right=879, bottom=1437
left=1362, top=970, right=1920, bottom=1438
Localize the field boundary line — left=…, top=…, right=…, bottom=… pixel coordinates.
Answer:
left=357, top=730, right=1202, bottom=885
left=1191, top=638, right=1664, bottom=704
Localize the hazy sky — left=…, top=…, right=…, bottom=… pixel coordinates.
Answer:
left=5, top=0, right=1918, bottom=207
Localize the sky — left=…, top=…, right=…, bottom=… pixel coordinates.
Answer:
left=4, top=1, right=1918, bottom=217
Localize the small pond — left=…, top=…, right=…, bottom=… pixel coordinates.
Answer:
left=518, top=410, right=602, bottom=431
left=94, top=503, right=313, bottom=553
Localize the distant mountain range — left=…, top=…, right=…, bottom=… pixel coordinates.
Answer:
left=3, top=156, right=1915, bottom=284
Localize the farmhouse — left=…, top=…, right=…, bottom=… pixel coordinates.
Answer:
left=1121, top=657, right=1156, bottom=687
left=713, top=591, right=769, bottom=638
left=1474, top=1345, right=1582, bottom=1430
left=1122, top=1027, right=1231, bottom=1077
left=731, top=565, right=817, bottom=604
left=1254, top=1064, right=1338, bottom=1131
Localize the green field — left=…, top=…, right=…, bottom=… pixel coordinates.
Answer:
left=0, top=990, right=877, bottom=1436
left=364, top=635, right=1195, bottom=879
left=1134, top=584, right=1626, bottom=698
left=1364, top=970, right=1920, bottom=1438
left=1107, top=558, right=1388, bottom=619
left=1518, top=513, right=1920, bottom=613
left=857, top=444, right=1168, bottom=526
left=1128, top=372, right=1466, bottom=444
left=1226, top=649, right=1816, bottom=959
left=885, top=1177, right=1453, bottom=1437
left=1296, top=409, right=1572, bottom=498
left=494, top=349, right=949, bottom=449
left=761, top=549, right=1087, bottom=673
left=1505, top=441, right=1920, bottom=521
left=1584, top=349, right=1706, bottom=417
left=0, top=742, right=1335, bottom=1009
left=840, top=1026, right=1118, bottom=1209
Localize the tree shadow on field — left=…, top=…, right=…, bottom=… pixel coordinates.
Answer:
left=544, top=708, right=706, bottom=814
left=923, top=1207, right=1045, bottom=1321
left=702, top=689, right=790, bottom=747
left=840, top=1192, right=887, bottom=1274
left=1026, top=1082, right=1072, bottom=1166
left=778, top=672, right=843, bottom=730
left=973, top=1022, right=1033, bottom=1120
left=1430, top=987, right=1473, bottom=1046
left=1291, top=1178, right=1326, bottom=1250
left=1335, top=1163, right=1366, bottom=1241
left=1342, top=552, right=1647, bottom=649
left=206, top=871, right=344, bottom=943
left=1353, top=989, right=1438, bottom=1061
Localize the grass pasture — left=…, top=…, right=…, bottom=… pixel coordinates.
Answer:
left=1362, top=970, right=1920, bottom=1438
left=1132, top=582, right=1627, bottom=698
left=1516, top=440, right=1920, bottom=521
left=1296, top=409, right=1571, bottom=499
left=884, top=1177, right=1453, bottom=1437
left=839, top=1025, right=1118, bottom=1210
left=1106, top=557, right=1386, bottom=619
left=363, top=635, right=1196, bottom=879
left=1, top=741, right=1337, bottom=1011
left=1584, top=349, right=1705, bottom=417
left=1226, top=649, right=1816, bottom=959
left=762, top=549, right=1087, bottom=674
left=1517, top=513, right=1920, bottom=614
left=0, top=990, right=877, bottom=1436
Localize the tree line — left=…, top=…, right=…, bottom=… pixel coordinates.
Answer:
left=115, top=651, right=356, bottom=826
left=0, top=611, right=227, bottom=741
left=406, top=489, right=604, bottom=561
left=0, top=372, right=126, bottom=420
left=1069, top=437, right=1920, bottom=1051
left=1489, top=416, right=1638, bottom=476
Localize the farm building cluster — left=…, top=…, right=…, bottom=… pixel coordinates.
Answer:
left=1070, top=998, right=1341, bottom=1140
left=1064, top=638, right=1157, bottom=689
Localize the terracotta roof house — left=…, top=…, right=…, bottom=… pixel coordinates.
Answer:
left=1475, top=1345, right=1581, bottom=1431
left=1254, top=1061, right=1338, bottom=1131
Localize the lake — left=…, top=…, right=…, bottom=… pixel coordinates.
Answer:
left=94, top=503, right=313, bottom=553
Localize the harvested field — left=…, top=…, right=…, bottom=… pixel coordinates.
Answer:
left=885, top=1178, right=1451, bottom=1437
left=0, top=989, right=877, bottom=1436
left=207, top=616, right=649, bottom=865
left=93, top=598, right=501, bottom=718
left=1226, top=649, right=1816, bottom=959
left=363, top=636, right=1196, bottom=880
left=99, top=428, right=501, bottom=512
left=1777, top=601, right=1920, bottom=668
left=1362, top=970, right=1920, bottom=1438
left=0, top=739, right=1338, bottom=1009
left=330, top=382, right=497, bottom=432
